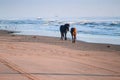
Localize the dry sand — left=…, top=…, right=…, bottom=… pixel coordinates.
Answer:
left=0, top=30, right=120, bottom=80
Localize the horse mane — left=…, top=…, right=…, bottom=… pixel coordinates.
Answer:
left=64, top=23, right=70, bottom=27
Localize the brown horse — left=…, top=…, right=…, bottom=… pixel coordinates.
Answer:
left=70, top=27, right=77, bottom=43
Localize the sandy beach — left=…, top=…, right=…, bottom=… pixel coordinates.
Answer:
left=0, top=30, right=120, bottom=80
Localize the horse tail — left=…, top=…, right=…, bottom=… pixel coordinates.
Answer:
left=60, top=25, right=64, bottom=32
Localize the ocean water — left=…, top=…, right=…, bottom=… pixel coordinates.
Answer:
left=0, top=17, right=120, bottom=45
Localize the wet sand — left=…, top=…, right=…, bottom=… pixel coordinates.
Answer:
left=0, top=30, right=120, bottom=80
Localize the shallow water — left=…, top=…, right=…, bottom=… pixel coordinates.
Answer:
left=0, top=17, right=120, bottom=45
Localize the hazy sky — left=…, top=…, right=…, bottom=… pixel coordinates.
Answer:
left=0, top=0, right=120, bottom=19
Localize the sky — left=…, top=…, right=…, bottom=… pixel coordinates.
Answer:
left=0, top=0, right=120, bottom=19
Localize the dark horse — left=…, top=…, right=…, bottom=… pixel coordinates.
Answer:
left=60, top=24, right=70, bottom=40
left=70, top=27, right=77, bottom=43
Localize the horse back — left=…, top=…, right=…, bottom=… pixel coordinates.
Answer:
left=71, top=28, right=76, bottom=35
left=60, top=25, right=69, bottom=32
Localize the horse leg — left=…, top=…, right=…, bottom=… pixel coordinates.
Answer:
left=72, top=37, right=74, bottom=43
left=72, top=36, right=75, bottom=43
left=73, top=34, right=76, bottom=43
left=65, top=32, right=67, bottom=40
left=71, top=34, right=74, bottom=43
left=61, top=32, right=64, bottom=40
left=72, top=35, right=73, bottom=42
left=73, top=36, right=75, bottom=43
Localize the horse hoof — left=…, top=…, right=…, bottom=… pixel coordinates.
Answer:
left=72, top=41, right=75, bottom=43
left=72, top=40, right=76, bottom=43
left=60, top=38, right=63, bottom=40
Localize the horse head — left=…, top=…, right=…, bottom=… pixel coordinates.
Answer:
left=64, top=23, right=70, bottom=31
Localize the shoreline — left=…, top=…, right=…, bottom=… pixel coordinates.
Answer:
left=0, top=30, right=120, bottom=52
